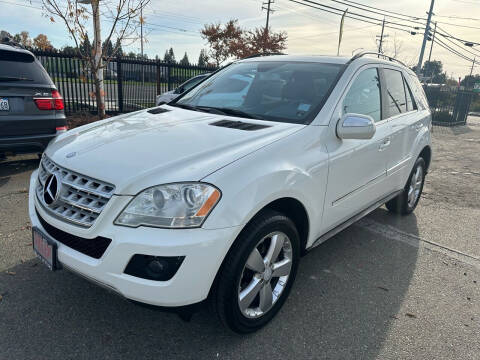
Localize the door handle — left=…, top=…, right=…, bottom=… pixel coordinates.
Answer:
left=379, top=137, right=391, bottom=151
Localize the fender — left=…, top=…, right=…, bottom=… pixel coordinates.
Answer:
left=201, top=126, right=329, bottom=248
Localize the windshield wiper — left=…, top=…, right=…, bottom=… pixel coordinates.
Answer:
left=0, top=76, right=33, bottom=82
left=200, top=107, right=264, bottom=120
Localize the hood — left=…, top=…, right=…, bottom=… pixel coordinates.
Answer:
left=46, top=107, right=304, bottom=194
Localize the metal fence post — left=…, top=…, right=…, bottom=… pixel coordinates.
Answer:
left=167, top=64, right=172, bottom=91
left=117, top=57, right=123, bottom=113
left=156, top=60, right=161, bottom=96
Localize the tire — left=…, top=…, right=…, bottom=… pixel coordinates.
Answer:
left=211, top=209, right=300, bottom=334
left=386, top=157, right=426, bottom=215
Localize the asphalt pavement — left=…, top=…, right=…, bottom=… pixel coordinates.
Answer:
left=0, top=118, right=479, bottom=359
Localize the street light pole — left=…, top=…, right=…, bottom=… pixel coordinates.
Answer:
left=416, top=0, right=435, bottom=76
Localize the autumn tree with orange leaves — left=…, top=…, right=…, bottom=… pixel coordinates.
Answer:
left=201, top=19, right=287, bottom=66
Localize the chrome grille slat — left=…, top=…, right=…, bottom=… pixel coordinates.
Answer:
left=36, top=155, right=115, bottom=227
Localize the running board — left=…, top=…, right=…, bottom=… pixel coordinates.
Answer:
left=309, top=190, right=403, bottom=250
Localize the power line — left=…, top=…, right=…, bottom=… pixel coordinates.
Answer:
left=295, top=0, right=425, bottom=31
left=325, top=0, right=426, bottom=26
left=287, top=0, right=422, bottom=35
left=434, top=36, right=474, bottom=62
left=332, top=0, right=427, bottom=21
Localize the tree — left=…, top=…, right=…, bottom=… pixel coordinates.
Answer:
left=179, top=52, right=189, bottom=65
left=62, top=45, right=78, bottom=54
left=200, top=19, right=243, bottom=66
left=114, top=38, right=123, bottom=57
left=201, top=19, right=287, bottom=65
left=41, top=0, right=150, bottom=119
left=163, top=47, right=175, bottom=63
left=0, top=30, right=12, bottom=41
left=422, top=60, right=446, bottom=84
left=198, top=48, right=208, bottom=67
left=102, top=38, right=114, bottom=58
left=233, top=27, right=287, bottom=58
left=33, top=34, right=53, bottom=51
left=461, top=74, right=480, bottom=88
left=79, top=34, right=92, bottom=55
left=13, top=31, right=32, bottom=47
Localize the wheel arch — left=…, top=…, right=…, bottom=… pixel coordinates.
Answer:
left=207, top=196, right=310, bottom=301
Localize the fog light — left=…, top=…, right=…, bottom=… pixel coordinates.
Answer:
left=147, top=258, right=168, bottom=274
left=124, top=254, right=185, bottom=281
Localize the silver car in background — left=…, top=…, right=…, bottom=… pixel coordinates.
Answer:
left=156, top=73, right=210, bottom=105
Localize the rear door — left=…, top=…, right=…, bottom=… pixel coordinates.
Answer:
left=381, top=67, right=420, bottom=190
left=0, top=49, right=56, bottom=137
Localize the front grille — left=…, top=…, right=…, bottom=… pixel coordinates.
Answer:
left=37, top=210, right=112, bottom=259
left=36, top=155, right=115, bottom=227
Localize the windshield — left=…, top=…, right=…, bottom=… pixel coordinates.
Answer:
left=174, top=61, right=342, bottom=124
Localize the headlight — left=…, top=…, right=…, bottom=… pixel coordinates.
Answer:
left=115, top=183, right=221, bottom=228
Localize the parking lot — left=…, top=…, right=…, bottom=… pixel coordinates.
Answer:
left=0, top=117, right=479, bottom=359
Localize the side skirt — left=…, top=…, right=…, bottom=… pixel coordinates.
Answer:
left=308, top=190, right=403, bottom=250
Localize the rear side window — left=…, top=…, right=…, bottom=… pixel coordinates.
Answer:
left=384, top=69, right=407, bottom=116
left=407, top=73, right=428, bottom=110
left=404, top=78, right=417, bottom=111
left=342, top=67, right=382, bottom=122
left=0, top=50, right=52, bottom=84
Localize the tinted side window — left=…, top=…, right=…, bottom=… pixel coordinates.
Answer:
left=384, top=69, right=407, bottom=116
left=404, top=78, right=417, bottom=111
left=343, top=68, right=382, bottom=122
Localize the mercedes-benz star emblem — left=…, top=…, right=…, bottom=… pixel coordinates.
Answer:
left=43, top=173, right=61, bottom=206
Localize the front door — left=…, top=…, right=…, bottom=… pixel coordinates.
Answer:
left=323, top=66, right=391, bottom=231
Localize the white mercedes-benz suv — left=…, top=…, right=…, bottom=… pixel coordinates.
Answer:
left=29, top=53, right=432, bottom=333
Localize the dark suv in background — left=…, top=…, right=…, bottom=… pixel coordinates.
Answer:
left=0, top=41, right=66, bottom=159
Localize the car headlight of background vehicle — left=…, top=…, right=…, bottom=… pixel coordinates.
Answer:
left=115, top=183, right=221, bottom=228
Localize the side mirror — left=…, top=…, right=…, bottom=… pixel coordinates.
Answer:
left=174, top=86, right=184, bottom=94
left=336, top=113, right=376, bottom=140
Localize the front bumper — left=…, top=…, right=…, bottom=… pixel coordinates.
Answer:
left=29, top=170, right=241, bottom=306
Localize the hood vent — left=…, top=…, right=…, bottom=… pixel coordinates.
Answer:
left=147, top=107, right=171, bottom=114
left=210, top=119, right=270, bottom=131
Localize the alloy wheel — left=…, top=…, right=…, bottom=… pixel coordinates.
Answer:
left=237, top=231, right=293, bottom=319
left=408, top=164, right=423, bottom=208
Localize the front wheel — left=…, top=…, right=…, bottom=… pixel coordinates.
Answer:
left=386, top=157, right=426, bottom=215
left=211, top=209, right=300, bottom=333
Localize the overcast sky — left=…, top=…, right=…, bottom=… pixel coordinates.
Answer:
left=1, top=0, right=479, bottom=78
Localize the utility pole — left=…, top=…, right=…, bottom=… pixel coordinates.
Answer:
left=427, top=21, right=437, bottom=63
left=416, top=0, right=435, bottom=76
left=262, top=0, right=274, bottom=52
left=469, top=57, right=476, bottom=88
left=376, top=17, right=388, bottom=56
left=262, top=0, right=274, bottom=31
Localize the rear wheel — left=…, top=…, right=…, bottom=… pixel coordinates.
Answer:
left=386, top=157, right=426, bottom=215
left=211, top=209, right=300, bottom=333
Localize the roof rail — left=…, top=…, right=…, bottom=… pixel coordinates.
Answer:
left=243, top=52, right=286, bottom=59
left=347, top=51, right=408, bottom=68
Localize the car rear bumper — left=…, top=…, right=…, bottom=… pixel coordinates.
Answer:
left=28, top=170, right=241, bottom=307
left=0, top=132, right=57, bottom=154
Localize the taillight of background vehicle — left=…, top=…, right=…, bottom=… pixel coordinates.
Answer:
left=34, top=89, right=64, bottom=111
